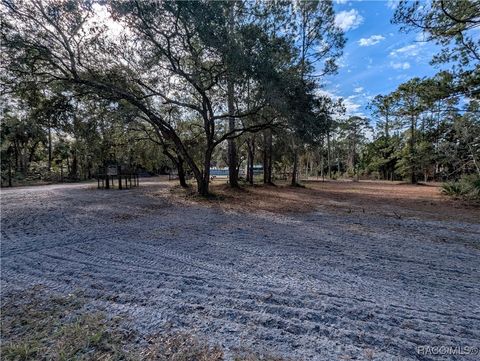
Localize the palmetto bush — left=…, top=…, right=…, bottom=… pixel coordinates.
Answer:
left=442, top=175, right=480, bottom=201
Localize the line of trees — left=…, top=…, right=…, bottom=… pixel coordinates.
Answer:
left=1, top=0, right=346, bottom=194
left=1, top=0, right=478, bottom=192
left=296, top=0, right=479, bottom=185
left=362, top=0, right=479, bottom=183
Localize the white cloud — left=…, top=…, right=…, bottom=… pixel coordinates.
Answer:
left=343, top=97, right=364, bottom=115
left=358, top=35, right=385, bottom=46
left=390, top=61, right=410, bottom=70
left=386, top=0, right=399, bottom=10
left=316, top=89, right=337, bottom=98
left=316, top=89, right=364, bottom=116
left=389, top=44, right=422, bottom=57
left=335, top=0, right=348, bottom=4
left=354, top=87, right=364, bottom=93
left=337, top=54, right=348, bottom=68
left=335, top=9, right=364, bottom=31
left=415, top=32, right=429, bottom=42
left=90, top=3, right=124, bottom=38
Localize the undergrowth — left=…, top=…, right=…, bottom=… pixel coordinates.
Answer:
left=442, top=174, right=480, bottom=201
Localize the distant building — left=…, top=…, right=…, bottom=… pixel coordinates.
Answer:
left=209, top=167, right=248, bottom=178
left=210, top=167, right=229, bottom=178
left=249, top=165, right=263, bottom=176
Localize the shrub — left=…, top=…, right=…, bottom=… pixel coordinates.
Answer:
left=442, top=174, right=480, bottom=201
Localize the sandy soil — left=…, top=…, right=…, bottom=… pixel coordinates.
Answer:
left=1, top=178, right=479, bottom=360
left=191, top=179, right=480, bottom=223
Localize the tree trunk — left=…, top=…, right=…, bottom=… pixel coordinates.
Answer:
left=197, top=159, right=211, bottom=196
left=48, top=124, right=52, bottom=171
left=14, top=143, right=19, bottom=173
left=467, top=143, right=480, bottom=175
left=8, top=157, right=12, bottom=187
left=263, top=129, right=273, bottom=184
left=197, top=178, right=209, bottom=196
left=177, top=157, right=187, bottom=188
left=327, top=130, right=332, bottom=178
left=309, top=155, right=313, bottom=179
left=226, top=4, right=238, bottom=188
left=320, top=147, right=325, bottom=181
left=385, top=112, right=389, bottom=139
left=195, top=147, right=213, bottom=196
left=160, top=126, right=208, bottom=195
left=28, top=141, right=39, bottom=165
left=291, top=149, right=298, bottom=186
left=263, top=132, right=268, bottom=183
left=337, top=144, right=341, bottom=176
left=227, top=120, right=238, bottom=187
left=164, top=148, right=188, bottom=188
left=246, top=148, right=252, bottom=183
left=410, top=115, right=417, bottom=184
left=66, top=155, right=70, bottom=175
left=247, top=137, right=255, bottom=185
left=227, top=79, right=238, bottom=187
left=267, top=132, right=273, bottom=183
left=70, top=152, right=78, bottom=179
left=352, top=127, right=358, bottom=181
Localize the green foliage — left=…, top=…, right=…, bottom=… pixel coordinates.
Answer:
left=0, top=90, right=171, bottom=186
left=1, top=0, right=477, bottom=189
left=1, top=0, right=348, bottom=194
left=362, top=135, right=401, bottom=179
left=393, top=0, right=480, bottom=67
left=365, top=70, right=479, bottom=183
left=393, top=0, right=480, bottom=98
left=442, top=174, right=480, bottom=201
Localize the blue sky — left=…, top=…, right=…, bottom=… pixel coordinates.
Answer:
left=324, top=0, right=444, bottom=119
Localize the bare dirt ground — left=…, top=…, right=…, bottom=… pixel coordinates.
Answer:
left=1, top=178, right=479, bottom=360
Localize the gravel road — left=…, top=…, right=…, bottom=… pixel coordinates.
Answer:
left=1, top=180, right=479, bottom=360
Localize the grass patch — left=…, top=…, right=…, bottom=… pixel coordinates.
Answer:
left=142, top=333, right=223, bottom=361
left=1, top=286, right=134, bottom=361
left=1, top=287, right=289, bottom=361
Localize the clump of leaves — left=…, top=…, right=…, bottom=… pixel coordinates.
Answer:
left=442, top=174, right=480, bottom=201
left=442, top=181, right=467, bottom=197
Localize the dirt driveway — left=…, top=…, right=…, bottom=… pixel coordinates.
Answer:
left=1, top=179, right=479, bottom=360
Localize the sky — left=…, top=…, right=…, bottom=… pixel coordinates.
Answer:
left=324, top=0, right=443, bottom=120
